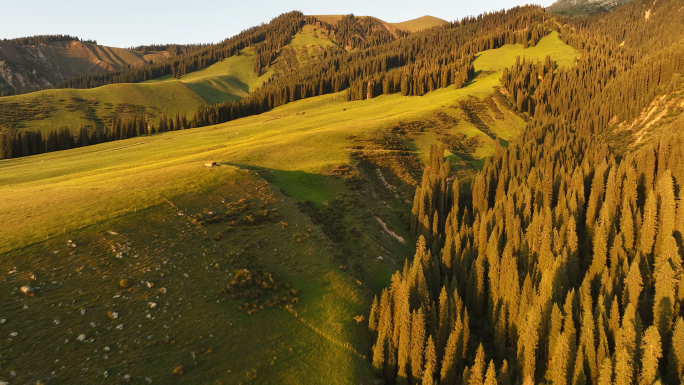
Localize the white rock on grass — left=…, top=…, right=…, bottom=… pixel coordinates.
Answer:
left=1, top=319, right=6, bottom=324
left=19, top=286, right=32, bottom=296
left=116, top=324, right=124, bottom=330
left=148, top=302, right=157, bottom=309
left=9, top=332, right=18, bottom=337
left=80, top=308, right=86, bottom=315
left=0, top=380, right=8, bottom=385
left=53, top=319, right=60, bottom=325
left=77, top=334, right=86, bottom=342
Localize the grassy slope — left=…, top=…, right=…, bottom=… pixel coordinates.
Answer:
left=0, top=32, right=578, bottom=384
left=389, top=16, right=449, bottom=32
left=0, top=82, right=206, bottom=133
left=289, top=25, right=338, bottom=66
left=145, top=47, right=274, bottom=105
left=1, top=28, right=336, bottom=132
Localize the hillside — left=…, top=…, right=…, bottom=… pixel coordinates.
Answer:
left=389, top=16, right=449, bottom=32
left=3, top=0, right=684, bottom=383
left=0, top=38, right=158, bottom=95
left=0, top=25, right=336, bottom=134
left=546, top=0, right=638, bottom=16
left=0, top=29, right=578, bottom=383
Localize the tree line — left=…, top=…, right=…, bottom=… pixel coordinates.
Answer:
left=2, top=34, right=96, bottom=46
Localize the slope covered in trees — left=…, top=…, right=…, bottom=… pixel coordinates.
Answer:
left=370, top=0, right=684, bottom=383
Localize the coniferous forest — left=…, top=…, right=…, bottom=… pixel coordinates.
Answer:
left=367, top=0, right=684, bottom=383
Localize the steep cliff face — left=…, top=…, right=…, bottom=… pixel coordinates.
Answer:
left=546, top=0, right=638, bottom=16
left=0, top=39, right=164, bottom=94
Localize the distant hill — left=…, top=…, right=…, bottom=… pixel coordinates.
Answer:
left=546, top=0, right=638, bottom=16
left=313, top=14, right=448, bottom=35
left=0, top=37, right=162, bottom=95
left=389, top=15, right=449, bottom=32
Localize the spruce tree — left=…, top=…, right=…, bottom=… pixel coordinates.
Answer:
left=410, top=309, right=426, bottom=383
left=640, top=191, right=658, bottom=256
left=484, top=360, right=498, bottom=385
left=669, top=317, right=684, bottom=382
left=638, top=326, right=662, bottom=385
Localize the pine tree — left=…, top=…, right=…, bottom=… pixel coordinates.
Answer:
left=440, top=326, right=461, bottom=384
left=410, top=309, right=426, bottom=383
left=638, top=326, right=662, bottom=385
left=655, top=170, right=676, bottom=255
left=614, top=348, right=633, bottom=385
left=424, top=335, right=437, bottom=382
left=484, top=360, right=498, bottom=385
left=369, top=295, right=379, bottom=333
left=669, top=317, right=684, bottom=382
left=640, top=191, right=658, bottom=256
left=653, top=262, right=676, bottom=342
left=597, top=357, right=612, bottom=385
left=468, top=344, right=486, bottom=385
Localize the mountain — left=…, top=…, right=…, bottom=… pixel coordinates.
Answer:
left=2, top=1, right=684, bottom=383
left=546, top=0, right=638, bottom=16
left=0, top=36, right=162, bottom=95
left=389, top=15, right=449, bottom=32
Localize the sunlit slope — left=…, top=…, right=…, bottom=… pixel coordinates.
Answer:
left=144, top=47, right=274, bottom=104
left=0, top=169, right=377, bottom=384
left=0, top=39, right=152, bottom=92
left=0, top=32, right=579, bottom=384
left=0, top=81, right=206, bottom=133
left=0, top=28, right=339, bottom=132
left=389, top=16, right=449, bottom=32
left=0, top=31, right=578, bottom=253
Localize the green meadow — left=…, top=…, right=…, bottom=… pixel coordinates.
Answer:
left=0, top=31, right=578, bottom=384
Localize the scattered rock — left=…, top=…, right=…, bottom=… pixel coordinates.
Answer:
left=20, top=286, right=34, bottom=296
left=9, top=332, right=18, bottom=337
left=0, top=380, right=8, bottom=385
left=108, top=311, right=119, bottom=319
left=30, top=273, right=36, bottom=280
left=172, top=365, right=184, bottom=377
left=0, top=319, right=5, bottom=324
left=116, top=324, right=124, bottom=330
left=81, top=308, right=86, bottom=315
left=77, top=334, right=86, bottom=342
left=148, top=302, right=158, bottom=309
left=104, top=346, right=111, bottom=352
left=145, top=377, right=152, bottom=383
left=103, top=371, right=109, bottom=378
left=53, top=319, right=60, bottom=325
left=107, top=231, right=119, bottom=235
left=158, top=287, right=167, bottom=294
left=146, top=281, right=154, bottom=288
left=122, top=374, right=130, bottom=382
left=90, top=322, right=96, bottom=327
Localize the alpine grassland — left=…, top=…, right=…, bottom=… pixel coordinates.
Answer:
left=0, top=29, right=580, bottom=383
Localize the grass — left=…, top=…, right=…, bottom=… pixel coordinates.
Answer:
left=0, top=31, right=579, bottom=384
left=0, top=31, right=578, bottom=253
left=389, top=16, right=449, bottom=32
left=0, top=171, right=377, bottom=384
left=0, top=82, right=206, bottom=133
left=146, top=47, right=274, bottom=104
left=289, top=25, right=339, bottom=66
